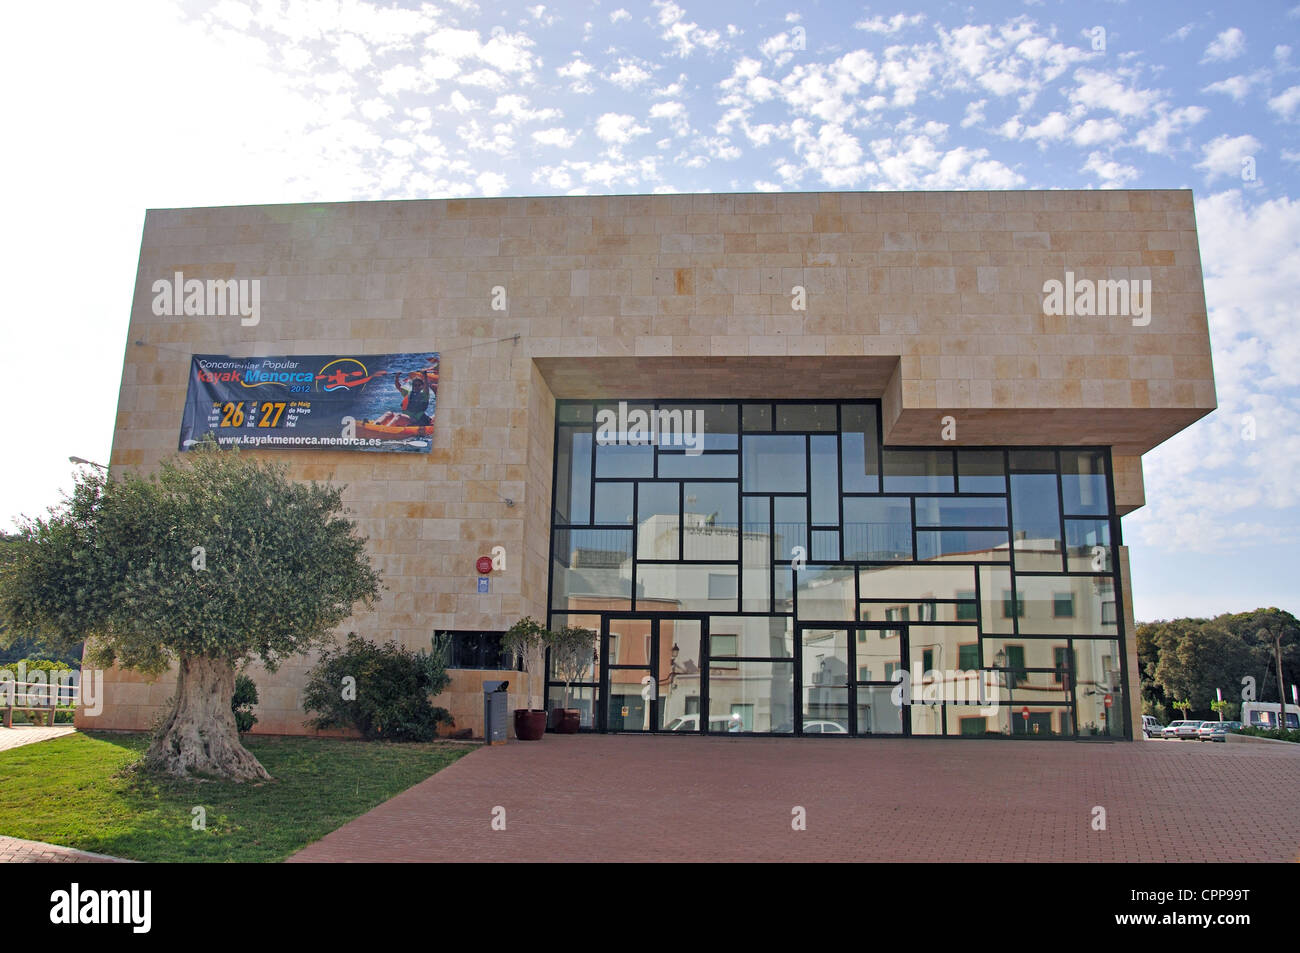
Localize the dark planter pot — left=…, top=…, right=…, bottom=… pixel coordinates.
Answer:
left=549, top=708, right=581, bottom=734
left=514, top=709, right=547, bottom=741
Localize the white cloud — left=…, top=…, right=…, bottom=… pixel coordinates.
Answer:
left=649, top=100, right=690, bottom=136
left=610, top=9, right=630, bottom=24
left=491, top=94, right=561, bottom=122
left=1069, top=68, right=1160, bottom=117
left=557, top=57, right=595, bottom=93
left=1023, top=111, right=1071, bottom=143
left=1133, top=105, right=1207, bottom=155
left=1196, top=134, right=1262, bottom=182
left=1071, top=117, right=1124, bottom=146
left=1202, top=74, right=1256, bottom=101
left=653, top=0, right=722, bottom=57
left=1268, top=85, right=1300, bottom=120
left=595, top=112, right=651, bottom=143
left=605, top=58, right=653, bottom=88
left=475, top=171, right=508, bottom=196
left=855, top=13, right=925, bottom=34
left=960, top=99, right=986, bottom=128
left=1081, top=151, right=1138, bottom=187
left=532, top=127, right=578, bottom=148
left=1202, top=27, right=1245, bottom=63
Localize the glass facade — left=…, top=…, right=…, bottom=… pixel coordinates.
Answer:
left=547, top=400, right=1128, bottom=739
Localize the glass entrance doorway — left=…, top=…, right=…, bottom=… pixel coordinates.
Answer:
left=798, top=623, right=910, bottom=735
left=600, top=615, right=704, bottom=732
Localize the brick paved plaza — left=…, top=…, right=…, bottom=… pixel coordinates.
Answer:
left=289, top=735, right=1300, bottom=863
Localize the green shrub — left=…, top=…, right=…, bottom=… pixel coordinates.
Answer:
left=1236, top=726, right=1300, bottom=743
left=302, top=633, right=454, bottom=741
left=232, top=674, right=259, bottom=734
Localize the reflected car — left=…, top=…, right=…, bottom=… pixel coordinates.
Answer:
left=1198, top=720, right=1241, bottom=742
left=662, top=713, right=743, bottom=732
left=803, top=720, right=848, bottom=734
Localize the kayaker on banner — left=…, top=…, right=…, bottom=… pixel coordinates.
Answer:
left=392, top=370, right=434, bottom=426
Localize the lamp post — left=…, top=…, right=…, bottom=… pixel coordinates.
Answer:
left=69, top=456, right=107, bottom=471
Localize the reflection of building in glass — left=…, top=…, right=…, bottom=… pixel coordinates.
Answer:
left=549, top=401, right=1130, bottom=738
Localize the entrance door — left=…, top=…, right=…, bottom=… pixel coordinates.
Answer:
left=796, top=622, right=911, bottom=735
left=600, top=615, right=705, bottom=732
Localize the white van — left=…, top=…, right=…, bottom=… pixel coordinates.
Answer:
left=1240, top=702, right=1300, bottom=730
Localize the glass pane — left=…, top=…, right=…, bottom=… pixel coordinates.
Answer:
left=917, top=530, right=1011, bottom=562
left=840, top=404, right=880, bottom=492
left=658, top=619, right=702, bottom=729
left=1065, top=518, right=1112, bottom=572
left=545, top=618, right=598, bottom=683
left=810, top=435, right=839, bottom=524
left=595, top=442, right=653, bottom=477
left=607, top=617, right=654, bottom=666
left=606, top=676, right=652, bottom=731
left=743, top=434, right=806, bottom=492
left=1010, top=473, right=1063, bottom=570
left=773, top=496, right=807, bottom=564
left=1060, top=450, right=1109, bottom=516
left=655, top=403, right=738, bottom=451
left=855, top=628, right=901, bottom=682
left=883, top=449, right=954, bottom=493
left=857, top=684, right=903, bottom=734
left=843, top=497, right=912, bottom=560
left=547, top=685, right=597, bottom=728
left=742, top=403, right=772, bottom=431
left=859, top=563, right=976, bottom=601
left=551, top=529, right=632, bottom=611
left=709, top=615, right=794, bottom=658
left=706, top=660, right=794, bottom=732
left=657, top=452, right=737, bottom=478
left=914, top=496, right=1008, bottom=527
left=639, top=563, right=738, bottom=613
left=776, top=403, right=836, bottom=431
left=947, top=706, right=1008, bottom=737
left=802, top=628, right=849, bottom=731
left=554, top=427, right=592, bottom=524
left=1009, top=450, right=1055, bottom=471
left=979, top=566, right=1015, bottom=634
left=1017, top=575, right=1118, bottom=635
left=556, top=402, right=593, bottom=424
left=1073, top=639, right=1124, bottom=737
left=957, top=450, right=1005, bottom=493
left=636, top=482, right=679, bottom=559
left=683, top=483, right=739, bottom=560
left=796, top=567, right=857, bottom=620
left=741, top=497, right=770, bottom=612
left=593, top=482, right=633, bottom=525
left=812, top=529, right=839, bottom=561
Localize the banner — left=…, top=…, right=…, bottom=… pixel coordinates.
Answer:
left=179, top=353, right=440, bottom=454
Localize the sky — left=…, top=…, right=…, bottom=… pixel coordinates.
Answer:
left=1, top=0, right=1297, bottom=623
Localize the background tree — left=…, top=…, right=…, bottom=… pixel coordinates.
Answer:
left=1151, top=618, right=1254, bottom=720
left=0, top=445, right=380, bottom=781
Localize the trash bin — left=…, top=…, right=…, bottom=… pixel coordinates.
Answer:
left=483, top=679, right=510, bottom=745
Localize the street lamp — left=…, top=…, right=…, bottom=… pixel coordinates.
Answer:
left=69, top=456, right=107, bottom=471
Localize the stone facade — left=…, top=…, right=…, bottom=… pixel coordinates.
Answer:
left=80, top=189, right=1214, bottom=739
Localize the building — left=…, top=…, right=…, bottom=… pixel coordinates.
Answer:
left=83, top=189, right=1215, bottom=740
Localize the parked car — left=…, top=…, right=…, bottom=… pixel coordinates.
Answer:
left=1198, top=720, right=1241, bottom=742
left=803, top=720, right=848, bottom=734
left=1161, top=720, right=1193, bottom=739
left=662, top=713, right=743, bottom=732
left=1173, top=721, right=1203, bottom=739
left=1141, top=715, right=1162, bottom=738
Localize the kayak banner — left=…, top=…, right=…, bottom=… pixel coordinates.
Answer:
left=178, top=352, right=440, bottom=454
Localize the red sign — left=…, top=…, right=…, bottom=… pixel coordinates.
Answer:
left=476, top=556, right=493, bottom=574
left=1021, top=706, right=1030, bottom=720
left=1104, top=693, right=1113, bottom=709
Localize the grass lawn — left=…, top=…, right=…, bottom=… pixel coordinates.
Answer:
left=0, top=731, right=475, bottom=862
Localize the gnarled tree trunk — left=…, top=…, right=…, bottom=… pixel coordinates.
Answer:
left=145, top=655, right=270, bottom=782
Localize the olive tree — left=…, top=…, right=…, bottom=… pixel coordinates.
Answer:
left=0, top=444, right=380, bottom=781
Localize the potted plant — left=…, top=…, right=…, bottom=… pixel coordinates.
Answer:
left=547, top=624, right=596, bottom=733
left=501, top=617, right=548, bottom=740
